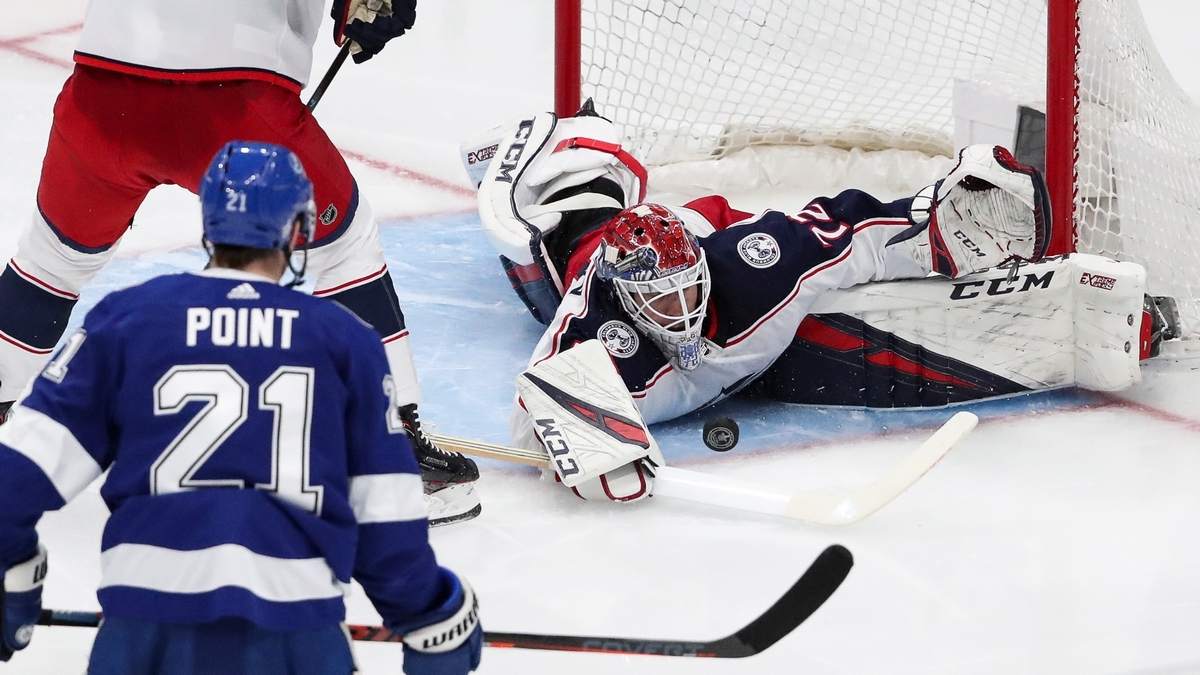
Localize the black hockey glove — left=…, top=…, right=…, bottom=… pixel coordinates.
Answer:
left=332, top=0, right=417, bottom=64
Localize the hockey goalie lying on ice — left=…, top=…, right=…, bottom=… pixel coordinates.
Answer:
left=467, top=104, right=1177, bottom=503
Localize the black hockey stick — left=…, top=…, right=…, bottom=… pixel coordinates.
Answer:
left=305, top=41, right=352, bottom=111
left=38, top=545, right=851, bottom=658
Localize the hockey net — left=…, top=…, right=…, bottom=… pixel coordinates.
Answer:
left=556, top=0, right=1200, bottom=336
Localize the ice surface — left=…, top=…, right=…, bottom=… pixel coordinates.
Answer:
left=3, top=2, right=1200, bottom=673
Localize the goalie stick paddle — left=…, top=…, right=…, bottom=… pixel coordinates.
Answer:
left=429, top=411, right=978, bottom=526
left=37, top=544, right=852, bottom=658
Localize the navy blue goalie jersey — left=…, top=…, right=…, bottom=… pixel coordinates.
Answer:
left=0, top=269, right=447, bottom=630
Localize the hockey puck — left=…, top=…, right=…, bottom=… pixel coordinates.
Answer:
left=703, top=417, right=740, bottom=452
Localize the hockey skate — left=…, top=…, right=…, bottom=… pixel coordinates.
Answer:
left=398, top=404, right=482, bottom=526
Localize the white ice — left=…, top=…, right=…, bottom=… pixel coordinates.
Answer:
left=3, top=2, right=1200, bottom=673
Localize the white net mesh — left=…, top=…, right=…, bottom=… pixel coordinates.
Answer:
left=576, top=0, right=1200, bottom=332
left=1074, top=0, right=1200, bottom=334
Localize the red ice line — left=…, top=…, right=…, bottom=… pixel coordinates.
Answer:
left=0, top=22, right=473, bottom=206
left=339, top=150, right=474, bottom=200
left=1092, top=391, right=1200, bottom=434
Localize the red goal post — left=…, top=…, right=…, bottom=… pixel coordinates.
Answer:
left=555, top=0, right=1200, bottom=332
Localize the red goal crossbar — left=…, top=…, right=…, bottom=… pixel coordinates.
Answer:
left=555, top=0, right=1081, bottom=257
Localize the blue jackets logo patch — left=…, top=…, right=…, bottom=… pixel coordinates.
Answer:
left=598, top=320, right=639, bottom=358
left=737, top=233, right=780, bottom=268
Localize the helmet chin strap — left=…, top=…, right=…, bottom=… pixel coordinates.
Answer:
left=283, top=215, right=315, bottom=287
left=283, top=245, right=309, bottom=288
left=198, top=234, right=308, bottom=287
left=201, top=237, right=215, bottom=270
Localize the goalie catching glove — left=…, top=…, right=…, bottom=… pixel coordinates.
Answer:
left=517, top=340, right=664, bottom=502
left=904, top=145, right=1052, bottom=278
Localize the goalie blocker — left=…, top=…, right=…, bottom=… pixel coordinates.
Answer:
left=515, top=341, right=663, bottom=502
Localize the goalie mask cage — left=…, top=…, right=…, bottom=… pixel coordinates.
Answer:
left=555, top=0, right=1200, bottom=334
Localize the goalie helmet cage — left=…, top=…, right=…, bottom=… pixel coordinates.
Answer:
left=554, top=0, right=1200, bottom=335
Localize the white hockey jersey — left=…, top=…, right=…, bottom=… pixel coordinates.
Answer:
left=511, top=191, right=929, bottom=450
left=75, top=0, right=328, bottom=91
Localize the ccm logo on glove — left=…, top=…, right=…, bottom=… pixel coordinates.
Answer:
left=534, top=418, right=581, bottom=478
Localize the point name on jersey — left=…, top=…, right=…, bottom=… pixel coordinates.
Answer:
left=186, top=307, right=300, bottom=349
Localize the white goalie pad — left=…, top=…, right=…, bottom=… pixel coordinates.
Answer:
left=516, top=340, right=663, bottom=487
left=808, top=253, right=1146, bottom=392
left=469, top=111, right=645, bottom=270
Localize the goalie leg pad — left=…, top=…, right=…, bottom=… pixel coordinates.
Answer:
left=794, top=253, right=1146, bottom=403
left=469, top=104, right=647, bottom=324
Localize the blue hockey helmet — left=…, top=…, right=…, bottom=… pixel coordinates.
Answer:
left=199, top=141, right=316, bottom=251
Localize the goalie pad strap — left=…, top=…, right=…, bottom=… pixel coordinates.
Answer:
left=553, top=138, right=648, bottom=203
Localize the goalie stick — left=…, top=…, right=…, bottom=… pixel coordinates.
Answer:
left=37, top=544, right=852, bottom=658
left=429, top=411, right=978, bottom=526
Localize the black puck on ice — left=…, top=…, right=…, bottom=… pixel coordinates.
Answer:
left=702, top=417, right=740, bottom=452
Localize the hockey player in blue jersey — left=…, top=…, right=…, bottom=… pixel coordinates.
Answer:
left=0, top=142, right=482, bottom=674
left=472, top=105, right=1160, bottom=503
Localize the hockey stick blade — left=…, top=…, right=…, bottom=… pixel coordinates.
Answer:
left=38, top=544, right=852, bottom=659
left=355, top=542, right=852, bottom=657
left=783, top=411, right=977, bottom=524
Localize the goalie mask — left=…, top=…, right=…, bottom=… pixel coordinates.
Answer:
left=598, top=204, right=711, bottom=371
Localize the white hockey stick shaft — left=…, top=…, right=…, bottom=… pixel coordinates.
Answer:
left=428, top=411, right=977, bottom=526
left=651, top=412, right=977, bottom=525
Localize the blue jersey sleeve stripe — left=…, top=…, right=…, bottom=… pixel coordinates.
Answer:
left=100, top=542, right=345, bottom=603
left=348, top=473, right=427, bottom=524
left=0, top=405, right=102, bottom=501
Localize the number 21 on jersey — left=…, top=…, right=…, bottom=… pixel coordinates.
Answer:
left=151, top=364, right=324, bottom=514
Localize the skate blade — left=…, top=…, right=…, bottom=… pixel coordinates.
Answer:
left=426, top=483, right=482, bottom=527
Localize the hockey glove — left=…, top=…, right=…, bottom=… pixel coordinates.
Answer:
left=332, top=0, right=417, bottom=63
left=906, top=145, right=1051, bottom=278
left=0, top=545, right=47, bottom=661
left=395, top=569, right=481, bottom=675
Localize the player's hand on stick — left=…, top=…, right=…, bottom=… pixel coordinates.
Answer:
left=332, top=0, right=417, bottom=63
left=474, top=103, right=646, bottom=269
left=908, top=144, right=1052, bottom=278
left=392, top=570, right=482, bottom=675
left=0, top=545, right=46, bottom=662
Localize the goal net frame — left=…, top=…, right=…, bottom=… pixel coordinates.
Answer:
left=553, top=0, right=1200, bottom=335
